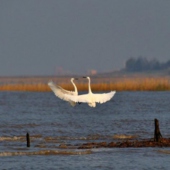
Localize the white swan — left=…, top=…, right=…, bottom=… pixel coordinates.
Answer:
left=64, top=76, right=116, bottom=107
left=48, top=78, right=78, bottom=106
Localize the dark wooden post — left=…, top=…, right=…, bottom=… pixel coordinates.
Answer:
left=154, top=119, right=162, bottom=142
left=26, top=132, right=30, bottom=147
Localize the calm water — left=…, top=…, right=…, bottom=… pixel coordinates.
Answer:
left=0, top=91, right=170, bottom=169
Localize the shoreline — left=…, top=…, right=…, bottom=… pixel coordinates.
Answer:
left=0, top=75, right=170, bottom=91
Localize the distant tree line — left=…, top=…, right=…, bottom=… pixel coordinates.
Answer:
left=125, top=57, right=170, bottom=72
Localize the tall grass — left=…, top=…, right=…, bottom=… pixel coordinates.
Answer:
left=0, top=77, right=170, bottom=91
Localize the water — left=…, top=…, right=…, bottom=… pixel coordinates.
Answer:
left=0, top=91, right=170, bottom=169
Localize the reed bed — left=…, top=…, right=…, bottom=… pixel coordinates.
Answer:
left=0, top=77, right=170, bottom=92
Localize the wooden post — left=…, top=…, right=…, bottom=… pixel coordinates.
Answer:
left=154, top=119, right=162, bottom=142
left=26, top=132, right=30, bottom=147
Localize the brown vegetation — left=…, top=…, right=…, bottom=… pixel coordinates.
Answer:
left=0, top=76, right=170, bottom=92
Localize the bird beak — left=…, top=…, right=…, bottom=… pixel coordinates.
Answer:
left=82, top=76, right=87, bottom=78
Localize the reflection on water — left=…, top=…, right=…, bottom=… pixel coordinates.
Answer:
left=0, top=92, right=170, bottom=169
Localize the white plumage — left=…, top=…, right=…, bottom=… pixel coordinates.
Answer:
left=48, top=78, right=78, bottom=106
left=64, top=76, right=116, bottom=107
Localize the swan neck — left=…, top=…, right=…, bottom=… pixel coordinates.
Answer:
left=71, top=80, right=77, bottom=93
left=88, top=78, right=92, bottom=93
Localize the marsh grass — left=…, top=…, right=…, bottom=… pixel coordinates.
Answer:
left=0, top=76, right=170, bottom=92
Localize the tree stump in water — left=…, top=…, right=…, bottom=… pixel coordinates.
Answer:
left=154, top=119, right=162, bottom=142
left=26, top=132, right=30, bottom=147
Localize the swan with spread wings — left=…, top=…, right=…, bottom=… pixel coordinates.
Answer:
left=64, top=76, right=116, bottom=107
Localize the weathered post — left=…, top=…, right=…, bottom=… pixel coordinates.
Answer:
left=154, top=119, right=162, bottom=142
left=26, top=132, right=30, bottom=147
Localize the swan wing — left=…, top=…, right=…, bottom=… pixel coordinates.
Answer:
left=48, top=81, right=76, bottom=95
left=93, top=91, right=116, bottom=104
left=55, top=85, right=76, bottom=95
left=48, top=81, right=75, bottom=101
left=64, top=94, right=90, bottom=103
left=65, top=91, right=116, bottom=104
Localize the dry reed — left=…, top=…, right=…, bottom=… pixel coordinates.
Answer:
left=0, top=77, right=170, bottom=92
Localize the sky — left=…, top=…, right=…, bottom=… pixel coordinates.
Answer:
left=1, top=0, right=170, bottom=76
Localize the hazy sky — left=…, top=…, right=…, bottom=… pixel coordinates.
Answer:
left=1, top=0, right=170, bottom=76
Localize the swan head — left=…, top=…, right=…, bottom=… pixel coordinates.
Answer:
left=83, top=76, right=90, bottom=80
left=71, top=78, right=78, bottom=82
